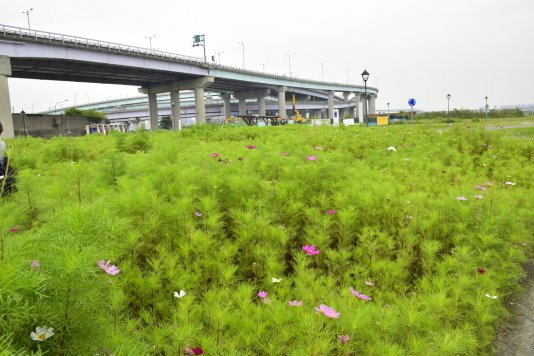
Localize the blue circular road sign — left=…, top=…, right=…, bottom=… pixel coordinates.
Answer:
left=408, top=98, right=416, bottom=107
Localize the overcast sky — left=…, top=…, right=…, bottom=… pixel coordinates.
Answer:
left=1, top=0, right=533, bottom=113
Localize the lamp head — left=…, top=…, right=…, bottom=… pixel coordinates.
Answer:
left=361, top=69, right=369, bottom=82
left=447, top=94, right=451, bottom=100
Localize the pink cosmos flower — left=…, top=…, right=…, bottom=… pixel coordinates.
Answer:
left=456, top=196, right=468, bottom=201
left=210, top=153, right=220, bottom=158
left=307, top=156, right=317, bottom=161
left=302, top=245, right=320, bottom=255
left=349, top=287, right=372, bottom=301
left=288, top=300, right=304, bottom=307
left=9, top=226, right=19, bottom=233
left=477, top=267, right=486, bottom=274
left=192, top=347, right=204, bottom=355
left=474, top=194, right=484, bottom=200
left=338, top=335, right=350, bottom=344
left=327, top=209, right=336, bottom=215
left=246, top=145, right=256, bottom=149
left=314, top=304, right=340, bottom=319
left=97, top=260, right=120, bottom=276
left=475, top=185, right=488, bottom=191
left=29, top=260, right=41, bottom=270
left=364, top=280, right=375, bottom=286
left=194, top=211, right=202, bottom=217
left=257, top=291, right=267, bottom=299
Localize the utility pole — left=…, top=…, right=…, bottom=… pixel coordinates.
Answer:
left=319, top=62, right=324, bottom=81
left=237, top=41, right=245, bottom=68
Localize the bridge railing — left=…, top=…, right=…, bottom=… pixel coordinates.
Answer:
left=0, top=24, right=204, bottom=64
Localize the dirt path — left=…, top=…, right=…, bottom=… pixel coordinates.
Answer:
left=495, top=260, right=534, bottom=355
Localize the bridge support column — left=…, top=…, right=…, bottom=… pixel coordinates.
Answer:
left=361, top=95, right=369, bottom=124
left=353, top=94, right=361, bottom=120
left=277, top=86, right=287, bottom=119
left=258, top=96, right=266, bottom=116
left=148, top=91, right=158, bottom=130
left=0, top=56, right=14, bottom=138
left=170, top=91, right=181, bottom=131
left=369, top=94, right=376, bottom=114
left=222, top=94, right=232, bottom=118
left=195, top=88, right=206, bottom=124
left=343, top=92, right=350, bottom=119
left=327, top=91, right=334, bottom=120
left=238, top=99, right=246, bottom=115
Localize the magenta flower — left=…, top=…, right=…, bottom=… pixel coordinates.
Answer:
left=349, top=287, right=372, bottom=301
left=475, top=185, right=488, bottom=191
left=474, top=194, right=484, bottom=200
left=302, top=245, right=320, bottom=255
left=9, top=226, right=19, bottom=233
left=97, top=260, right=120, bottom=276
left=307, top=156, right=317, bottom=161
left=288, top=300, right=304, bottom=307
left=192, top=347, right=204, bottom=355
left=314, top=304, right=340, bottom=319
left=456, top=196, right=468, bottom=201
left=327, top=209, right=336, bottom=215
left=246, top=145, right=256, bottom=149
left=210, top=153, right=220, bottom=158
left=194, top=211, right=202, bottom=217
left=338, top=335, right=350, bottom=344
left=257, top=290, right=267, bottom=299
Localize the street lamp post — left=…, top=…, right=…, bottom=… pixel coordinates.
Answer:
left=319, top=62, right=324, bottom=81
left=345, top=68, right=349, bottom=84
left=260, top=63, right=267, bottom=72
left=285, top=55, right=292, bottom=77
left=485, top=96, right=489, bottom=126
left=447, top=94, right=451, bottom=123
left=361, top=69, right=369, bottom=125
left=145, top=34, right=156, bottom=49
left=53, top=99, right=68, bottom=136
left=237, top=41, right=245, bottom=68
left=22, top=8, right=33, bottom=30
left=387, top=102, right=390, bottom=117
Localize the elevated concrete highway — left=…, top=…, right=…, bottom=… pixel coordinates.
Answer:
left=0, top=24, right=378, bottom=137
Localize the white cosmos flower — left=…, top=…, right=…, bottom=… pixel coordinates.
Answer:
left=271, top=277, right=283, bottom=283
left=485, top=293, right=498, bottom=299
left=387, top=146, right=397, bottom=151
left=30, top=326, right=54, bottom=341
left=173, top=290, right=186, bottom=298
left=504, top=182, right=516, bottom=186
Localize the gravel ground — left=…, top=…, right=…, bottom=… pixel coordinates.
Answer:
left=495, top=260, right=534, bottom=356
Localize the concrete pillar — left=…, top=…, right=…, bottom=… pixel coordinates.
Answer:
left=0, top=56, right=14, bottom=138
left=148, top=91, right=158, bottom=130
left=239, top=98, right=246, bottom=115
left=343, top=92, right=350, bottom=119
left=170, top=91, right=181, bottom=131
left=327, top=91, right=335, bottom=120
left=222, top=94, right=232, bottom=118
left=369, top=95, right=376, bottom=114
left=258, top=96, right=266, bottom=116
left=353, top=94, right=361, bottom=118
left=360, top=95, right=367, bottom=124
left=195, top=88, right=206, bottom=124
left=277, top=86, right=287, bottom=119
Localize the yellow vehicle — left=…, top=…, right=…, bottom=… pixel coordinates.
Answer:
left=291, top=94, right=306, bottom=123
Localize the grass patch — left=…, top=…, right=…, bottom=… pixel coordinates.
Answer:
left=1, top=124, right=532, bottom=354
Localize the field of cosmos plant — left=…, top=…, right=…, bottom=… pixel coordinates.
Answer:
left=0, top=122, right=532, bottom=355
